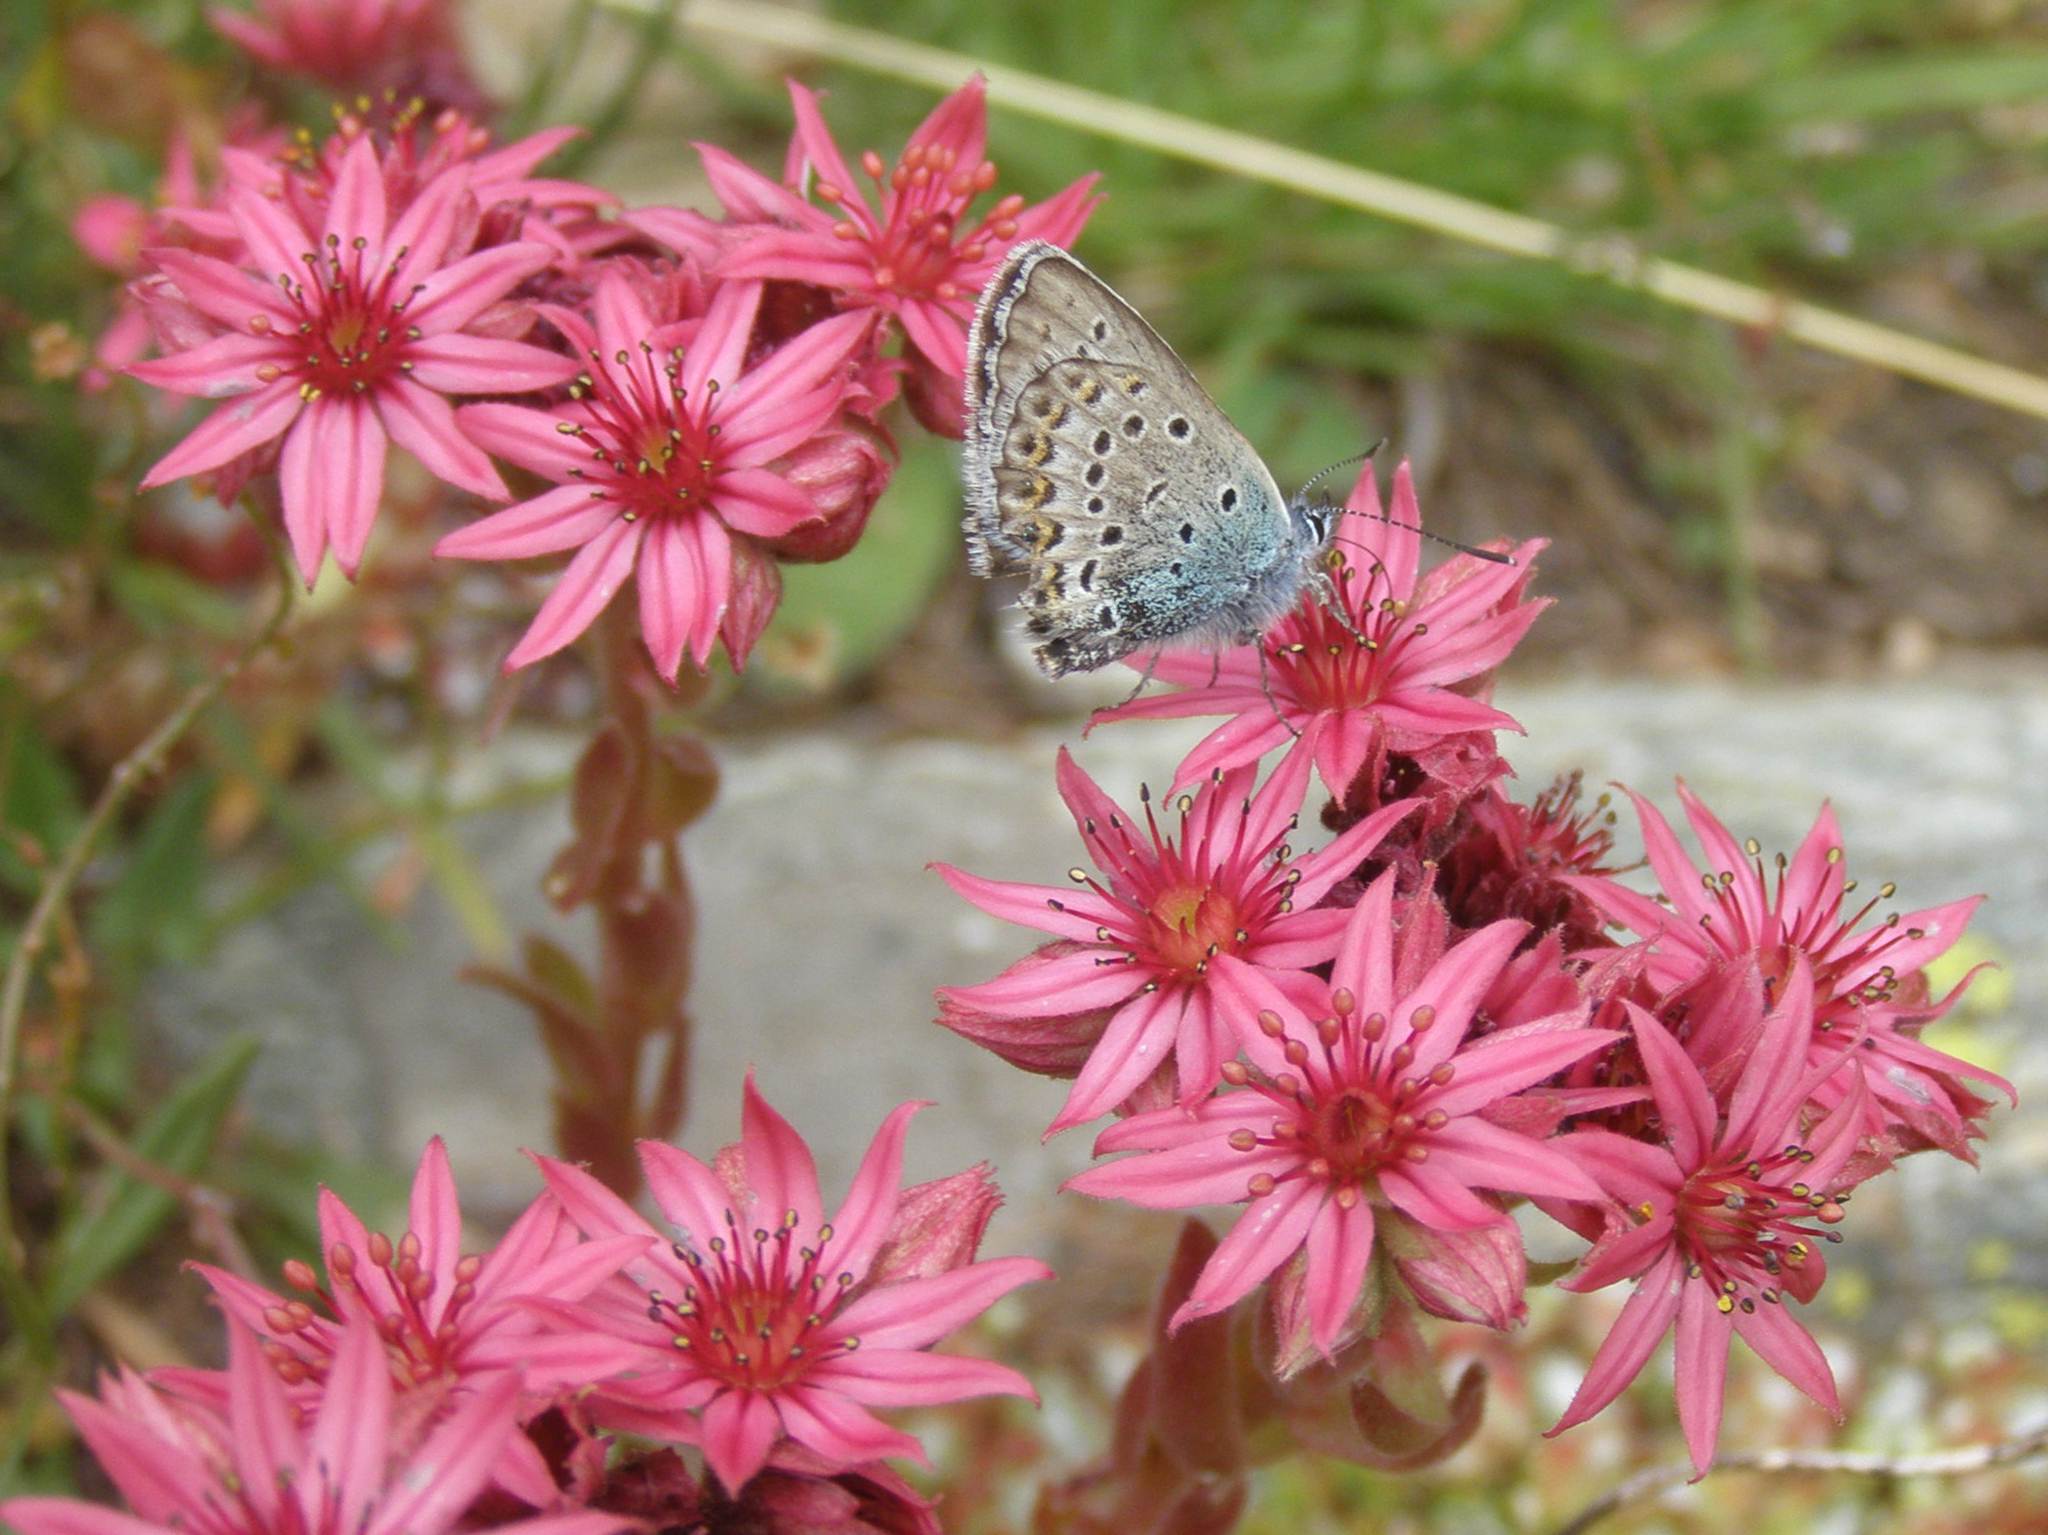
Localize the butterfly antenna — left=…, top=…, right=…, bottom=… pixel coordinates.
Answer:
left=1299, top=441, right=1517, bottom=567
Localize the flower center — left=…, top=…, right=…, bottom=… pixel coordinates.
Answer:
left=1144, top=882, right=1244, bottom=973
left=1671, top=1147, right=1845, bottom=1313
left=560, top=343, right=722, bottom=524
left=271, top=234, right=423, bottom=399
left=1224, top=994, right=1455, bottom=1201
left=818, top=143, right=1026, bottom=302
left=260, top=1230, right=481, bottom=1387
left=1267, top=558, right=1411, bottom=711
left=648, top=1213, right=859, bottom=1394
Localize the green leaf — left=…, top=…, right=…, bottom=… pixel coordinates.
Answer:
left=43, top=1035, right=260, bottom=1315
left=89, top=771, right=215, bottom=974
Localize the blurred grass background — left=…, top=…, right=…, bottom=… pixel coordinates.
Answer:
left=4, top=1, right=2047, bottom=1530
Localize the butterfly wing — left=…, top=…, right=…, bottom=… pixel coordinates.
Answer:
left=963, top=245, right=1297, bottom=674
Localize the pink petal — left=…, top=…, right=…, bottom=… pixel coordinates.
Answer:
left=1048, top=984, right=1184, bottom=1134
left=1395, top=918, right=1529, bottom=1073
left=897, top=298, right=968, bottom=379
left=1549, top=1248, right=1683, bottom=1434
left=308, top=1319, right=391, bottom=1535
left=1291, top=794, right=1420, bottom=907
left=825, top=1100, right=925, bottom=1283
left=140, top=380, right=302, bottom=490
left=1732, top=1301, right=1838, bottom=1417
left=1673, top=1277, right=1731, bottom=1475
left=698, top=1390, right=782, bottom=1494
left=226, top=1321, right=298, bottom=1525
left=634, top=520, right=697, bottom=681
left=1065, top=1129, right=1295, bottom=1210
left=323, top=136, right=388, bottom=267
left=930, top=864, right=1122, bottom=945
left=377, top=379, right=507, bottom=500
left=145, top=248, right=294, bottom=329
left=228, top=187, right=315, bottom=286
left=1423, top=1027, right=1623, bottom=1119
left=1421, top=1117, right=1608, bottom=1203
left=810, top=1349, right=1035, bottom=1407
left=773, top=1384, right=923, bottom=1468
left=407, top=243, right=561, bottom=337
left=1558, top=1128, right=1682, bottom=1208
left=1171, top=1179, right=1320, bottom=1329
left=1379, top=1164, right=1506, bottom=1232
left=1303, top=1197, right=1377, bottom=1359
left=57, top=1393, right=194, bottom=1522
left=406, top=334, right=577, bottom=394
left=937, top=949, right=1147, bottom=1020
left=530, top=1152, right=663, bottom=1245
left=711, top=467, right=821, bottom=536
left=408, top=1137, right=462, bottom=1326
left=713, top=226, right=875, bottom=286
left=824, top=1256, right=1051, bottom=1351
left=436, top=485, right=618, bottom=562
left=685, top=514, right=731, bottom=667
left=784, top=82, right=869, bottom=218
left=637, top=1139, right=738, bottom=1250
left=456, top=401, right=587, bottom=481
left=0, top=1502, right=174, bottom=1535
left=681, top=280, right=762, bottom=400
left=368, top=1372, right=523, bottom=1535
left=290, top=398, right=387, bottom=580
left=739, top=1073, right=826, bottom=1235
left=128, top=332, right=287, bottom=397
left=1625, top=1003, right=1717, bottom=1172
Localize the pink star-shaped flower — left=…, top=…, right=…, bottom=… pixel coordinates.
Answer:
left=1068, top=870, right=1615, bottom=1355
left=1551, top=961, right=1868, bottom=1474
left=935, top=744, right=1418, bottom=1134
left=530, top=1077, right=1047, bottom=1495
left=437, top=271, right=870, bottom=677
left=132, top=135, right=576, bottom=584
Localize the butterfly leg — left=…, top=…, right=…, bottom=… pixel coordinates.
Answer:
left=1253, top=641, right=1301, bottom=740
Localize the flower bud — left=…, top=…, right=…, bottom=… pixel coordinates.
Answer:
left=765, top=423, right=894, bottom=565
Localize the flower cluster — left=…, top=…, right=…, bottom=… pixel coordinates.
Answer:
left=938, top=458, right=2010, bottom=1474
left=0, top=1082, right=1042, bottom=1535
left=98, top=28, right=1097, bottom=680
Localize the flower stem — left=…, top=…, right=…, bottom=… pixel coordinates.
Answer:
left=0, top=518, right=294, bottom=1452
left=1548, top=1424, right=2048, bottom=1535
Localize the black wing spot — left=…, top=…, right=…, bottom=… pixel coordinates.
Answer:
left=1092, top=430, right=1114, bottom=455
left=1084, top=462, right=1106, bottom=487
left=1122, top=414, right=1145, bottom=438
left=1220, top=486, right=1239, bottom=511
left=1079, top=559, right=1098, bottom=591
left=1026, top=614, right=1053, bottom=637
left=1100, top=525, right=1125, bottom=546
left=1096, top=604, right=1117, bottom=630
left=1091, top=318, right=1109, bottom=342
left=1169, top=561, right=1184, bottom=576
left=1086, top=496, right=1105, bottom=514
left=1178, top=522, right=1196, bottom=543
left=1146, top=481, right=1168, bottom=505
left=1168, top=416, right=1191, bottom=439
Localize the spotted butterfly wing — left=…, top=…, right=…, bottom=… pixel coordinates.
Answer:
left=962, top=242, right=1309, bottom=677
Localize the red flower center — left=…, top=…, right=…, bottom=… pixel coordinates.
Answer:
left=819, top=144, right=1025, bottom=303
left=271, top=234, right=423, bottom=399
left=1699, top=844, right=1924, bottom=1025
left=564, top=344, right=723, bottom=525
left=1143, top=881, right=1246, bottom=973
left=1224, top=993, right=1455, bottom=1200
left=650, top=1215, right=858, bottom=1393
left=1672, top=1147, right=1845, bottom=1312
left=1267, top=558, right=1413, bottom=711
left=264, top=1231, right=482, bottom=1386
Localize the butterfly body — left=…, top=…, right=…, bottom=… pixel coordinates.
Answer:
left=963, top=242, right=1330, bottom=677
